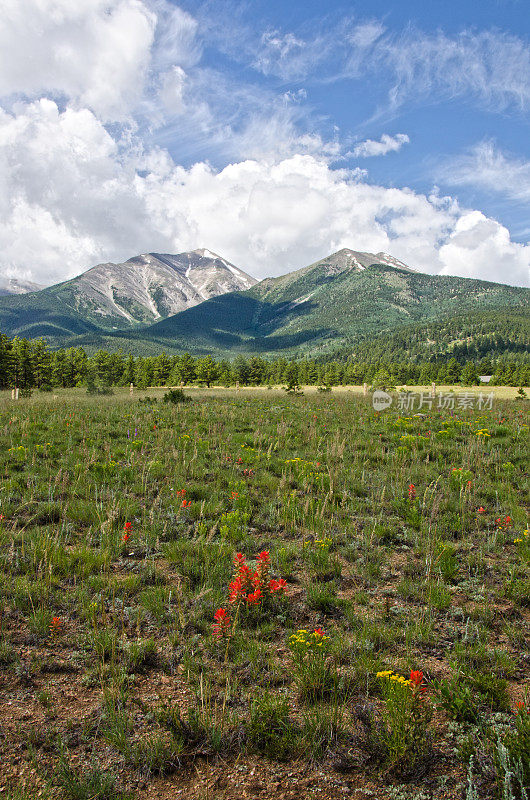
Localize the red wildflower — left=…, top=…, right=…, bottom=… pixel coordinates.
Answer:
left=269, top=578, right=287, bottom=594
left=181, top=499, right=191, bottom=508
left=408, top=484, right=416, bottom=501
left=477, top=507, right=485, bottom=514
left=122, top=533, right=130, bottom=543
left=124, top=522, right=132, bottom=532
left=313, top=627, right=325, bottom=637
left=410, top=670, right=427, bottom=694
left=246, top=588, right=262, bottom=605
left=212, top=608, right=231, bottom=638
left=49, top=617, right=62, bottom=634
left=228, top=577, right=243, bottom=603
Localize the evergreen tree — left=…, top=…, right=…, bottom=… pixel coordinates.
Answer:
left=196, top=355, right=219, bottom=387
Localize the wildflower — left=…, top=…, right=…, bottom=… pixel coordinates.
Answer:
left=477, top=507, right=485, bottom=514
left=408, top=483, right=416, bottom=501
left=228, top=551, right=287, bottom=606
left=122, top=533, right=130, bottom=543
left=410, top=670, right=427, bottom=694
left=254, top=550, right=271, bottom=587
left=409, top=670, right=423, bottom=685
left=228, top=577, right=244, bottom=602
left=124, top=522, right=132, bottom=532
left=49, top=617, right=62, bottom=635
left=181, top=499, right=191, bottom=508
left=230, top=491, right=239, bottom=499
left=212, top=608, right=231, bottom=639
left=247, top=588, right=262, bottom=605
left=496, top=515, right=513, bottom=531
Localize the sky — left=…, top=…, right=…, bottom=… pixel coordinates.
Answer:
left=1, top=0, right=530, bottom=287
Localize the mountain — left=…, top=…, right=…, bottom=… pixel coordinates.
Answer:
left=0, top=278, right=44, bottom=296
left=0, top=249, right=256, bottom=341
left=63, top=248, right=530, bottom=357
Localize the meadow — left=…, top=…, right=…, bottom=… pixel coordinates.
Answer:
left=0, top=386, right=528, bottom=800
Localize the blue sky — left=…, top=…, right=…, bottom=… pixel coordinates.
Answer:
left=166, top=0, right=530, bottom=238
left=0, top=0, right=529, bottom=286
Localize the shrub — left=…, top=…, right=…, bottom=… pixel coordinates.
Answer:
left=432, top=674, right=478, bottom=722
left=163, top=389, right=191, bottom=404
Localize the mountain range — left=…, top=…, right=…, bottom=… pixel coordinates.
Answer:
left=0, top=249, right=256, bottom=342
left=0, top=247, right=529, bottom=359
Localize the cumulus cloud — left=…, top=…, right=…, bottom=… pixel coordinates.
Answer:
left=441, top=141, right=530, bottom=202
left=0, top=0, right=157, bottom=121
left=0, top=100, right=156, bottom=283
left=0, top=99, right=528, bottom=287
left=0, top=2, right=528, bottom=289
left=351, top=133, right=409, bottom=158
left=438, top=211, right=530, bottom=286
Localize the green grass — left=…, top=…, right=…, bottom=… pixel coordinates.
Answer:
left=0, top=387, right=528, bottom=799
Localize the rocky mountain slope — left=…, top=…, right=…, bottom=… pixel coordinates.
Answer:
left=0, top=278, right=43, bottom=296
left=85, top=247, right=529, bottom=357
left=0, top=249, right=256, bottom=340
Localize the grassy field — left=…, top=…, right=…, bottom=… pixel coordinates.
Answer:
left=0, top=387, right=528, bottom=800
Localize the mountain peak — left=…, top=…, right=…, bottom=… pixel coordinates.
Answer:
left=319, top=248, right=415, bottom=273
left=191, top=248, right=224, bottom=260
left=0, top=249, right=257, bottom=340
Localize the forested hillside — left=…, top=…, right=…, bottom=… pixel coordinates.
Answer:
left=1, top=332, right=528, bottom=390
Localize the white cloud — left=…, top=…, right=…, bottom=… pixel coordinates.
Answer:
left=441, top=141, right=530, bottom=202
left=0, top=0, right=156, bottom=121
left=0, top=100, right=158, bottom=283
left=0, top=3, right=528, bottom=291
left=370, top=29, right=530, bottom=113
left=159, top=66, right=187, bottom=115
left=150, top=1, right=200, bottom=71
left=0, top=99, right=528, bottom=288
left=438, top=211, right=530, bottom=286
left=352, top=133, right=409, bottom=158
left=252, top=23, right=350, bottom=81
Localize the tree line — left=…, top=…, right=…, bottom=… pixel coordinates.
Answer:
left=0, top=333, right=529, bottom=390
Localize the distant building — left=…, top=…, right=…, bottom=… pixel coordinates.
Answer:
left=479, top=375, right=492, bottom=383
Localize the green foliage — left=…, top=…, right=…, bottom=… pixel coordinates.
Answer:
left=247, top=693, right=296, bottom=759
left=0, top=386, right=527, bottom=797
left=162, top=388, right=191, bottom=404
